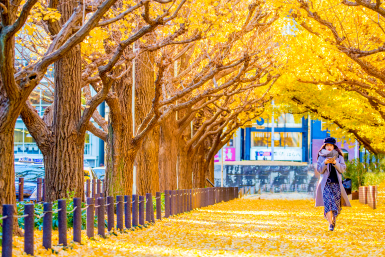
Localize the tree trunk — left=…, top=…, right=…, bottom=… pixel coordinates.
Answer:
left=192, top=145, right=206, bottom=188
left=105, top=71, right=138, bottom=196
left=158, top=114, right=178, bottom=191
left=177, top=125, right=193, bottom=189
left=45, top=44, right=83, bottom=201
left=0, top=128, right=16, bottom=213
left=134, top=49, right=160, bottom=195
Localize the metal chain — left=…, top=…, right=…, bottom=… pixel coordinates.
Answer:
left=0, top=215, right=8, bottom=220
left=81, top=205, right=89, bottom=211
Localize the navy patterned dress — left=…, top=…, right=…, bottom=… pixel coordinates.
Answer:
left=323, top=164, right=341, bottom=219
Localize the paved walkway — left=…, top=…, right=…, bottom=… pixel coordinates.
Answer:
left=12, top=198, right=385, bottom=256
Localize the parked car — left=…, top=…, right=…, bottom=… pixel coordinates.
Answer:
left=15, top=162, right=97, bottom=201
left=93, top=167, right=106, bottom=180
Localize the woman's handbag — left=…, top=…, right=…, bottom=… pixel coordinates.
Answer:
left=342, top=174, right=352, bottom=195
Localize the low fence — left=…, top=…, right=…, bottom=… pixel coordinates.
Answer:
left=2, top=187, right=239, bottom=256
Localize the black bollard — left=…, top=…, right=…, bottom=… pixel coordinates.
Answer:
left=139, top=195, right=145, bottom=225
left=58, top=199, right=67, bottom=246
left=177, top=190, right=181, bottom=214
left=179, top=190, right=183, bottom=214
left=42, top=179, right=46, bottom=202
left=92, top=179, right=96, bottom=198
left=188, top=189, right=192, bottom=211
left=19, top=177, right=24, bottom=202
left=43, top=202, right=52, bottom=249
left=146, top=193, right=152, bottom=223
left=2, top=205, right=14, bottom=257
left=156, top=192, right=162, bottom=220
left=184, top=190, right=187, bottom=212
left=107, top=196, right=114, bottom=231
left=86, top=180, right=91, bottom=198
left=86, top=198, right=94, bottom=238
left=124, top=195, right=131, bottom=228
left=132, top=195, right=139, bottom=226
left=207, top=188, right=210, bottom=206
left=37, top=178, right=42, bottom=202
left=97, top=197, right=105, bottom=238
left=165, top=190, right=170, bottom=218
left=116, top=196, right=124, bottom=230
left=169, top=190, right=175, bottom=216
left=73, top=198, right=82, bottom=243
left=97, top=179, right=101, bottom=195
left=24, top=204, right=34, bottom=255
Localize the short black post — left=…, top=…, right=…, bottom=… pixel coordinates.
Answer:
left=24, top=204, right=34, bottom=255
left=2, top=205, right=14, bottom=257
left=169, top=191, right=174, bottom=215
left=132, top=195, right=139, bottom=226
left=116, top=195, right=124, bottom=230
left=189, top=189, right=192, bottom=211
left=19, top=177, right=24, bottom=202
left=192, top=189, right=195, bottom=209
left=124, top=195, right=131, bottom=228
left=42, top=179, right=46, bottom=202
left=97, top=179, right=101, bottom=195
left=156, top=192, right=162, bottom=220
left=43, top=202, right=52, bottom=249
left=58, top=199, right=67, bottom=246
left=186, top=190, right=190, bottom=211
left=139, top=195, right=145, bottom=225
left=92, top=179, right=96, bottom=198
left=236, top=186, right=239, bottom=198
left=73, top=198, right=82, bottom=243
left=146, top=193, right=152, bottom=223
left=86, top=180, right=91, bottom=198
left=150, top=195, right=155, bottom=223
left=107, top=196, right=114, bottom=231
left=86, top=198, right=94, bottom=238
left=184, top=190, right=188, bottom=212
left=178, top=190, right=182, bottom=214
left=37, top=178, right=42, bottom=202
left=207, top=188, right=210, bottom=206
left=97, top=197, right=105, bottom=238
left=165, top=190, right=170, bottom=218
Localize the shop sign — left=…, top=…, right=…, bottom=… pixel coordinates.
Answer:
left=251, top=147, right=302, bottom=161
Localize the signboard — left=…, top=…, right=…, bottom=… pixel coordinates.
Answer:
left=214, top=148, right=236, bottom=162
left=251, top=147, right=302, bottom=161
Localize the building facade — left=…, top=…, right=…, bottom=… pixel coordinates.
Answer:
left=216, top=114, right=358, bottom=164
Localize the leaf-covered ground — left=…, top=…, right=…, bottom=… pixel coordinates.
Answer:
left=10, top=198, right=385, bottom=256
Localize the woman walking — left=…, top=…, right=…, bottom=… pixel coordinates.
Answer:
left=315, top=137, right=351, bottom=231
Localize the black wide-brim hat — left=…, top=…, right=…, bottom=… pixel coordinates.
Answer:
left=324, top=137, right=337, bottom=145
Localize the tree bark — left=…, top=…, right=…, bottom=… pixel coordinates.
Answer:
left=158, top=114, right=178, bottom=191
left=45, top=44, right=84, bottom=201
left=134, top=49, right=160, bottom=196
left=43, top=0, right=85, bottom=201
left=177, top=124, right=193, bottom=189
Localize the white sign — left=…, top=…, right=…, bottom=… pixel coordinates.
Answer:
left=250, top=147, right=302, bottom=161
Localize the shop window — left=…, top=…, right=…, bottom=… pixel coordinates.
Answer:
left=226, top=138, right=234, bottom=147
left=284, top=132, right=302, bottom=147
left=251, top=132, right=302, bottom=148
left=251, top=132, right=269, bottom=147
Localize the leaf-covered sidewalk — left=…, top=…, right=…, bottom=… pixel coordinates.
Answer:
left=11, top=198, right=385, bottom=256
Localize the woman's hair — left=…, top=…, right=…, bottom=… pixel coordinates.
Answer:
left=317, top=143, right=344, bottom=160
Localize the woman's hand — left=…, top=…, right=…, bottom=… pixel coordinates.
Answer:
left=325, top=158, right=337, bottom=165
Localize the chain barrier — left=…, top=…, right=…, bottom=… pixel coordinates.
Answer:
left=15, top=214, right=29, bottom=218
left=0, top=215, right=8, bottom=220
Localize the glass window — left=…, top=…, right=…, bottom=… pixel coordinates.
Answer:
left=251, top=132, right=268, bottom=147
left=284, top=132, right=302, bottom=147
left=226, top=138, right=234, bottom=147
left=14, top=128, right=23, bottom=144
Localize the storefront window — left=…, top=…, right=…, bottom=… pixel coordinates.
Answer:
left=284, top=132, right=302, bottom=147
left=251, top=132, right=269, bottom=147
left=251, top=132, right=302, bottom=148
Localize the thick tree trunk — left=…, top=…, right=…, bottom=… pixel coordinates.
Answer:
left=177, top=124, right=193, bottom=189
left=192, top=145, right=206, bottom=188
left=134, top=49, right=160, bottom=195
left=158, top=115, right=178, bottom=191
left=0, top=128, right=16, bottom=214
left=105, top=84, right=138, bottom=196
left=45, top=45, right=83, bottom=201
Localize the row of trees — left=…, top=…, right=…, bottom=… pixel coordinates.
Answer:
left=0, top=0, right=282, bottom=218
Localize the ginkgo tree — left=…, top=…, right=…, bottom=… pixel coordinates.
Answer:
left=274, top=0, right=385, bottom=154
